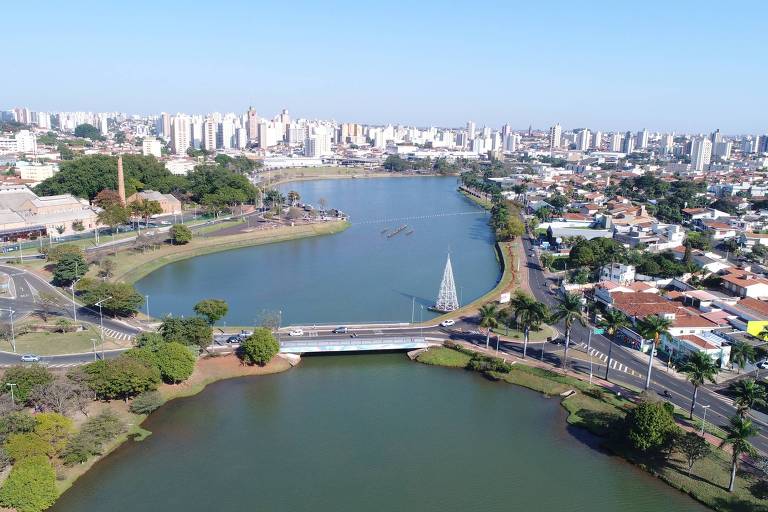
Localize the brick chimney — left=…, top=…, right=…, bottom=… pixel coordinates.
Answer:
left=117, top=155, right=126, bottom=205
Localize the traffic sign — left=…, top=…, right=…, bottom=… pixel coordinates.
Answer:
left=593, top=328, right=605, bottom=335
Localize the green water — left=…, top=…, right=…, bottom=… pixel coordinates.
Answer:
left=53, top=354, right=706, bottom=512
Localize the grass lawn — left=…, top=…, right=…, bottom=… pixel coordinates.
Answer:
left=259, top=166, right=378, bottom=186
left=416, top=347, right=472, bottom=368
left=8, top=325, right=110, bottom=355
left=491, top=324, right=554, bottom=342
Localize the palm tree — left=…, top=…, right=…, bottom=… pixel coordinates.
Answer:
left=598, top=309, right=629, bottom=381
left=510, top=293, right=549, bottom=359
left=637, top=315, right=672, bottom=390
left=478, top=303, right=500, bottom=349
left=679, top=352, right=719, bottom=419
left=720, top=414, right=758, bottom=493
left=729, top=378, right=767, bottom=417
left=287, top=190, right=301, bottom=206
left=729, top=340, right=757, bottom=374
left=551, top=292, right=586, bottom=371
left=759, top=325, right=768, bottom=341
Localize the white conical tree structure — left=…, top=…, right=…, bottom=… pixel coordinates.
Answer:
left=435, top=254, right=459, bottom=312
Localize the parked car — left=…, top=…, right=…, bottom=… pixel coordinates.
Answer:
left=757, top=359, right=768, bottom=369
left=240, top=330, right=253, bottom=337
left=289, top=329, right=304, bottom=337
left=332, top=326, right=349, bottom=334
left=20, top=354, right=40, bottom=363
left=440, top=319, right=456, bottom=327
left=226, top=335, right=242, bottom=344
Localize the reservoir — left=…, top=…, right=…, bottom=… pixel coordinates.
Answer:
left=52, top=354, right=707, bottom=512
left=134, top=177, right=501, bottom=325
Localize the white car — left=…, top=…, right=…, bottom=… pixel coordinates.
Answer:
left=288, top=329, right=304, bottom=337
left=440, top=319, right=456, bottom=327
left=20, top=354, right=40, bottom=363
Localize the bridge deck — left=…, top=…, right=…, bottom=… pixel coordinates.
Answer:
left=279, top=336, right=430, bottom=354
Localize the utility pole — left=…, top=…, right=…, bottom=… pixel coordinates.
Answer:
left=0, top=308, right=16, bottom=353
left=90, top=338, right=97, bottom=361
left=145, top=295, right=150, bottom=319
left=94, top=297, right=112, bottom=359
left=5, top=383, right=16, bottom=404
left=700, top=405, right=711, bottom=436
left=587, top=329, right=594, bottom=384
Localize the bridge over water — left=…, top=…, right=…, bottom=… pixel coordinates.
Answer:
left=279, top=336, right=434, bottom=354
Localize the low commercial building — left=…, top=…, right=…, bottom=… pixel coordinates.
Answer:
left=0, top=184, right=98, bottom=238
left=127, top=190, right=182, bottom=215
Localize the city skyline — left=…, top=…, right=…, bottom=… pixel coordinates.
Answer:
left=4, top=0, right=767, bottom=133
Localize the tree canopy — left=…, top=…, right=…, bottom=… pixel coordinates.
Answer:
left=239, top=327, right=279, bottom=366
left=73, top=123, right=104, bottom=141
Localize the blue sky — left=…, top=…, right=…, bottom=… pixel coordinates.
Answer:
left=4, top=0, right=767, bottom=133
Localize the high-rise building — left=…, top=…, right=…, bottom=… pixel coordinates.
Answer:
left=549, top=123, right=562, bottom=150
left=202, top=117, right=217, bottom=151
left=246, top=107, right=259, bottom=141
left=621, top=131, right=634, bottom=154
left=591, top=130, right=602, bottom=149
left=501, top=124, right=511, bottom=142
left=661, top=134, right=674, bottom=154
left=576, top=129, right=591, bottom=151
left=636, top=129, right=649, bottom=149
left=171, top=115, right=191, bottom=155
left=503, top=133, right=518, bottom=152
left=160, top=112, right=171, bottom=139
left=713, top=141, right=732, bottom=160
left=690, top=137, right=712, bottom=171
left=609, top=132, right=622, bottom=152
left=304, top=129, right=332, bottom=157
left=466, top=121, right=476, bottom=140
left=142, top=137, right=162, bottom=158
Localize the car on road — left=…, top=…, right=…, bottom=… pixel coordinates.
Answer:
left=332, top=326, right=349, bottom=334
left=159, top=220, right=172, bottom=225
left=440, top=319, right=456, bottom=327
left=757, top=359, right=768, bottom=369
left=289, top=329, right=304, bottom=337
left=20, top=354, right=40, bottom=363
left=226, top=335, right=242, bottom=344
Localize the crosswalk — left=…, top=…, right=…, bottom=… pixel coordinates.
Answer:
left=46, top=362, right=86, bottom=369
left=578, top=342, right=641, bottom=377
left=101, top=327, right=134, bottom=341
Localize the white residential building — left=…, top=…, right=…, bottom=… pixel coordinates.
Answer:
left=142, top=137, right=162, bottom=158
left=691, top=137, right=712, bottom=171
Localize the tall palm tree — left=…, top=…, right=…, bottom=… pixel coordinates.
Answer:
left=598, top=309, right=629, bottom=381
left=637, top=315, right=672, bottom=390
left=510, top=293, right=549, bottom=359
left=720, top=415, right=758, bottom=493
left=552, top=292, right=586, bottom=371
left=729, top=378, right=768, bottom=417
left=679, top=351, right=719, bottom=419
left=729, top=340, right=757, bottom=374
left=478, top=303, right=500, bottom=349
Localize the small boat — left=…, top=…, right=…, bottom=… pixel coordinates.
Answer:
left=387, top=225, right=408, bottom=238
left=405, top=230, right=414, bottom=236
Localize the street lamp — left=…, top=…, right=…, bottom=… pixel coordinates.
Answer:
left=90, top=338, right=98, bottom=361
left=94, top=296, right=113, bottom=358
left=700, top=405, right=711, bottom=436
left=5, top=383, right=16, bottom=404
left=71, top=278, right=81, bottom=324
left=0, top=307, right=16, bottom=353
left=145, top=295, right=150, bottom=319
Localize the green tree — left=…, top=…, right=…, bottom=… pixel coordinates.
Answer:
left=170, top=223, right=192, bottom=244
left=129, top=198, right=163, bottom=225
left=158, top=316, right=212, bottom=350
left=80, top=282, right=143, bottom=317
left=154, top=342, right=196, bottom=383
left=74, top=123, right=103, bottom=140
left=1, top=366, right=54, bottom=404
left=0, top=455, right=57, bottom=512
left=52, top=251, right=88, bottom=285
left=729, top=340, right=757, bottom=374
left=478, top=303, right=500, bottom=349
left=676, top=432, right=711, bottom=476
left=81, top=356, right=161, bottom=401
left=34, top=412, right=73, bottom=455
left=679, top=352, right=719, bottom=419
left=4, top=433, right=53, bottom=462
left=509, top=293, right=548, bottom=359
left=637, top=315, right=672, bottom=389
left=134, top=332, right=165, bottom=349
left=287, top=190, right=300, bottom=205
left=46, top=243, right=84, bottom=263
left=129, top=391, right=164, bottom=414
left=729, top=378, right=767, bottom=417
left=720, top=414, right=758, bottom=492
left=97, top=204, right=130, bottom=234
left=239, top=327, right=279, bottom=366
left=625, top=399, right=678, bottom=453
left=551, top=292, right=586, bottom=370
left=193, top=299, right=228, bottom=325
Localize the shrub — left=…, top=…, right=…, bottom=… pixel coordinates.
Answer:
left=0, top=412, right=37, bottom=441
left=61, top=411, right=125, bottom=466
left=170, top=224, right=192, bottom=245
left=239, top=328, right=279, bottom=366
left=130, top=391, right=164, bottom=414
left=467, top=354, right=513, bottom=374
left=0, top=455, right=57, bottom=512
left=4, top=433, right=53, bottom=462
left=624, top=400, right=678, bottom=453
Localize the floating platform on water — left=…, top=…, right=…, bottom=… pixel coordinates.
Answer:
left=386, top=225, right=409, bottom=238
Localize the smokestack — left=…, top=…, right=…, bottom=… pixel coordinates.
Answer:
left=117, top=155, right=126, bottom=205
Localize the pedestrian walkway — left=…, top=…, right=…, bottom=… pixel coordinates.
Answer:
left=46, top=362, right=86, bottom=369
left=577, top=341, right=641, bottom=378
left=101, top=327, right=134, bottom=341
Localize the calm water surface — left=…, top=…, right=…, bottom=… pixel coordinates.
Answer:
left=135, top=177, right=501, bottom=325
left=52, top=354, right=707, bottom=512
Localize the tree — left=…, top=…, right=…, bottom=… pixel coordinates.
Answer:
left=193, top=299, right=229, bottom=325
left=676, top=432, right=711, bottom=476
left=598, top=309, right=630, bottom=380
left=36, top=292, right=59, bottom=323
left=4, top=433, right=53, bottom=462
left=52, top=252, right=87, bottom=286
left=159, top=316, right=213, bottom=350
left=729, top=378, right=767, bottom=417
left=1, top=366, right=54, bottom=405
left=729, top=340, right=757, bottom=374
left=74, top=123, right=103, bottom=140
left=134, top=331, right=165, bottom=349
left=287, top=190, right=300, bottom=205
left=170, top=223, right=192, bottom=244
left=98, top=258, right=116, bottom=278
left=80, top=282, right=143, bottom=317
left=34, top=412, right=73, bottom=455
left=478, top=303, right=500, bottom=349
left=28, top=377, right=86, bottom=415
left=93, top=189, right=122, bottom=209
left=45, top=243, right=84, bottom=263
left=552, top=292, right=586, bottom=370
left=510, top=293, right=548, bottom=359
left=129, top=198, right=163, bottom=225
left=625, top=399, right=679, bottom=453
left=637, top=315, right=672, bottom=389
left=679, top=351, right=719, bottom=419
left=720, top=414, right=758, bottom=492
left=239, top=328, right=279, bottom=366
left=129, top=391, right=164, bottom=414
left=0, top=455, right=57, bottom=512
left=97, top=204, right=130, bottom=233
left=154, top=342, right=196, bottom=383
left=81, top=356, right=161, bottom=401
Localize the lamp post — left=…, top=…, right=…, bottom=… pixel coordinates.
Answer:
left=700, top=405, right=711, bottom=436
left=145, top=295, right=150, bottom=319
left=0, top=308, right=16, bottom=353
left=94, top=296, right=112, bottom=359
left=5, top=383, right=16, bottom=404
left=90, top=338, right=98, bottom=361
left=71, top=278, right=81, bottom=324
